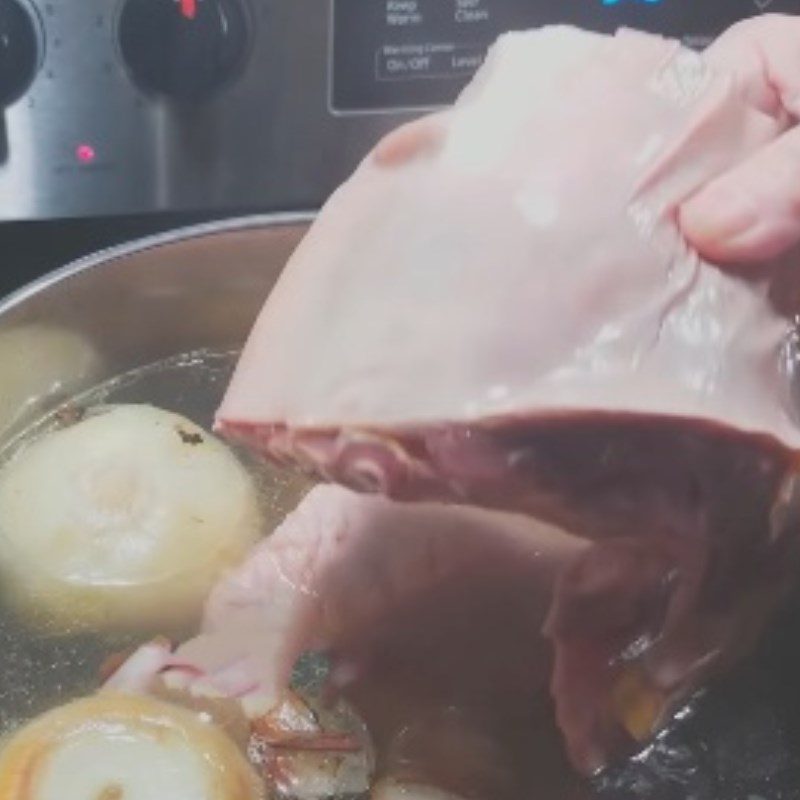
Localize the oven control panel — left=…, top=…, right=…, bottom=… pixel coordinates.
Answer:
left=331, top=0, right=800, bottom=112
left=0, top=0, right=796, bottom=221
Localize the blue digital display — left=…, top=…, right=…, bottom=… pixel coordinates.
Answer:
left=602, top=0, right=664, bottom=5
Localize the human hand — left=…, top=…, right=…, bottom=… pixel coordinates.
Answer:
left=681, top=15, right=800, bottom=264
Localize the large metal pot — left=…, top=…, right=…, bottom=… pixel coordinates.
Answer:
left=2, top=212, right=798, bottom=800
left=0, top=213, right=312, bottom=440
left=0, top=213, right=317, bottom=736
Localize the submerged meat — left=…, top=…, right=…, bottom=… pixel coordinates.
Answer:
left=159, top=484, right=586, bottom=798
left=172, top=484, right=582, bottom=705
left=214, top=24, right=800, bottom=772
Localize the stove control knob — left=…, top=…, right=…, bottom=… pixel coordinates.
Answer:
left=118, top=0, right=250, bottom=103
left=0, top=0, right=42, bottom=108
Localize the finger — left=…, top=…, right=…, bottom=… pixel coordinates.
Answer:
left=680, top=123, right=800, bottom=264
left=680, top=14, right=800, bottom=263
left=704, top=14, right=800, bottom=121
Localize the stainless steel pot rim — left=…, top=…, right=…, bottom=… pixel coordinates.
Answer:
left=0, top=210, right=316, bottom=314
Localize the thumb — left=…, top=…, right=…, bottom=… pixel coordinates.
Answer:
left=680, top=120, right=800, bottom=266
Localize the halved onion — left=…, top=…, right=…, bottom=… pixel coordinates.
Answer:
left=371, top=781, right=465, bottom=800
left=0, top=404, right=262, bottom=634
left=0, top=692, right=264, bottom=800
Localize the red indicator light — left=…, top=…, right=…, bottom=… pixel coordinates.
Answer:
left=180, top=0, right=197, bottom=19
left=75, top=144, right=96, bottom=164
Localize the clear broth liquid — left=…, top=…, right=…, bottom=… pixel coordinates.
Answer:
left=0, top=349, right=312, bottom=735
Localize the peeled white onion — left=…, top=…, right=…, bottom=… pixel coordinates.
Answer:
left=0, top=325, right=101, bottom=435
left=0, top=692, right=264, bottom=800
left=371, top=780, right=465, bottom=799
left=0, top=404, right=262, bottom=633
